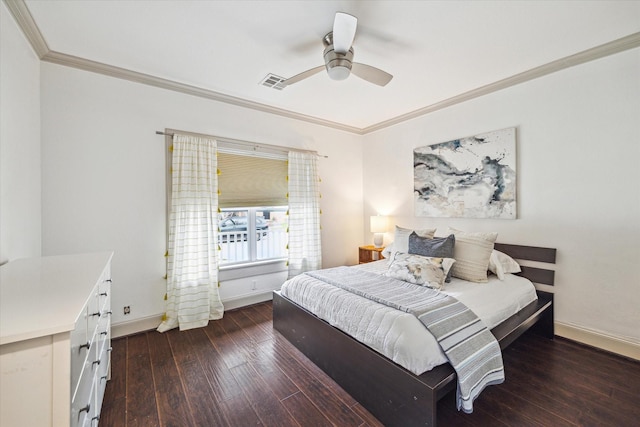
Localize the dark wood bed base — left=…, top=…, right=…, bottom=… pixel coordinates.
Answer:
left=273, top=243, right=556, bottom=427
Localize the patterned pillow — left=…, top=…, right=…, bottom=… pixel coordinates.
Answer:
left=385, top=252, right=455, bottom=290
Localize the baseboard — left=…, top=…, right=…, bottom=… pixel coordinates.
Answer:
left=222, top=291, right=273, bottom=311
left=555, top=322, right=640, bottom=361
left=112, top=314, right=163, bottom=338
left=111, top=291, right=275, bottom=338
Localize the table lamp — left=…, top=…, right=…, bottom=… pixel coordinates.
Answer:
left=370, top=215, right=388, bottom=248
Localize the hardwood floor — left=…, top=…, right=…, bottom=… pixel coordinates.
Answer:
left=101, top=301, right=640, bottom=426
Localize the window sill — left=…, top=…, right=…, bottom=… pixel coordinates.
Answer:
left=219, top=258, right=287, bottom=281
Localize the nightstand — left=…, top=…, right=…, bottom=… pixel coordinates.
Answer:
left=359, top=245, right=385, bottom=264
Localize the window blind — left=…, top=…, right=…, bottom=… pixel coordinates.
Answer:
left=217, top=152, right=288, bottom=208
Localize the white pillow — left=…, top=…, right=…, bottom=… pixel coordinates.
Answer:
left=449, top=227, right=498, bottom=283
left=381, top=243, right=394, bottom=259
left=384, top=226, right=436, bottom=259
left=385, top=252, right=455, bottom=290
left=488, top=250, right=521, bottom=280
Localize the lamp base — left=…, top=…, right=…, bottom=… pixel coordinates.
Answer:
left=373, top=233, right=383, bottom=248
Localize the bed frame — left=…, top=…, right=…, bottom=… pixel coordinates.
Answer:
left=273, top=243, right=556, bottom=427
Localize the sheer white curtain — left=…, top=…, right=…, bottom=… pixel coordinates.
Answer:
left=158, top=134, right=224, bottom=332
left=288, top=151, right=322, bottom=278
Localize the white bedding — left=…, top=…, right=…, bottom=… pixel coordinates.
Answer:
left=279, top=260, right=537, bottom=375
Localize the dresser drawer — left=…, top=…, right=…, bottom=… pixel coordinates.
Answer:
left=98, top=281, right=111, bottom=314
left=84, top=384, right=98, bottom=427
left=96, top=315, right=110, bottom=360
left=95, top=347, right=111, bottom=420
left=70, top=308, right=90, bottom=397
left=98, top=274, right=111, bottom=309
left=71, top=342, right=97, bottom=427
left=77, top=377, right=97, bottom=427
left=86, top=289, right=101, bottom=339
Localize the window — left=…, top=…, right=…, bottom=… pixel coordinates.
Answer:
left=165, top=131, right=314, bottom=277
left=218, top=207, right=288, bottom=266
left=217, top=151, right=289, bottom=267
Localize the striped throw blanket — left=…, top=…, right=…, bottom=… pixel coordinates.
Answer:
left=306, top=266, right=504, bottom=413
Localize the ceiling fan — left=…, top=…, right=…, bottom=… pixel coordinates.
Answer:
left=282, top=12, right=393, bottom=87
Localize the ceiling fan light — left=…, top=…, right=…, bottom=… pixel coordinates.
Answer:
left=324, top=45, right=354, bottom=81
left=327, top=65, right=350, bottom=81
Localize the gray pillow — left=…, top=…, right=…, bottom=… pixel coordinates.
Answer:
left=408, top=233, right=455, bottom=281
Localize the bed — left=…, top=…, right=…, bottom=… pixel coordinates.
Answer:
left=273, top=242, right=556, bottom=427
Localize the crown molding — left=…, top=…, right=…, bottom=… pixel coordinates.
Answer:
left=5, top=0, right=639, bottom=136
left=362, top=32, right=640, bottom=134
left=40, top=50, right=363, bottom=134
left=2, top=0, right=48, bottom=57
left=3, top=0, right=362, bottom=135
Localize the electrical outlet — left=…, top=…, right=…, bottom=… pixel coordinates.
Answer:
left=123, top=306, right=131, bottom=315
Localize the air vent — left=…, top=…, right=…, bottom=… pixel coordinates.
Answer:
left=260, top=73, right=287, bottom=90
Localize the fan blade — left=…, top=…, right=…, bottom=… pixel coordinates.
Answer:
left=333, top=12, right=357, bottom=54
left=351, top=63, right=393, bottom=86
left=282, top=65, right=325, bottom=86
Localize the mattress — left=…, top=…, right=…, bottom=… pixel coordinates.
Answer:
left=279, top=260, right=537, bottom=375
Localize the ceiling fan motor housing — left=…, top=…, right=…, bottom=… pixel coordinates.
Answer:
left=323, top=45, right=354, bottom=80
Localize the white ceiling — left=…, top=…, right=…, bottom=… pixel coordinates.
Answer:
left=18, top=0, right=640, bottom=133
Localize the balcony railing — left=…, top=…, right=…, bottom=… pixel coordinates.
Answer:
left=218, top=227, right=287, bottom=265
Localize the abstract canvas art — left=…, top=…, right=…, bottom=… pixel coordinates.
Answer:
left=414, top=127, right=516, bottom=219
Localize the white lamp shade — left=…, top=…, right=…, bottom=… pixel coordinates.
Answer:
left=370, top=215, right=388, bottom=233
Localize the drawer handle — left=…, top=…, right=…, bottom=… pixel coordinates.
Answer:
left=91, top=311, right=101, bottom=317
left=107, top=347, right=113, bottom=352
left=106, top=311, right=113, bottom=316
left=79, top=404, right=91, bottom=414
left=99, top=292, right=108, bottom=296
left=92, top=416, right=100, bottom=424
left=79, top=342, right=90, bottom=351
left=100, top=331, right=108, bottom=336
left=101, top=375, right=108, bottom=382
left=105, top=279, right=112, bottom=283
left=92, top=359, right=101, bottom=367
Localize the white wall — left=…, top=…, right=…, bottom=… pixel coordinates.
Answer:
left=0, top=3, right=42, bottom=262
left=363, top=49, right=640, bottom=350
left=40, top=62, right=363, bottom=328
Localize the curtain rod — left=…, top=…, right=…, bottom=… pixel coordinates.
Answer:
left=155, top=131, right=328, bottom=158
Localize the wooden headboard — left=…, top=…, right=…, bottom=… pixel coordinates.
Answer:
left=490, top=243, right=556, bottom=348
left=494, top=243, right=556, bottom=287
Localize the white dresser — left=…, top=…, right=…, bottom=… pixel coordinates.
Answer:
left=0, top=252, right=114, bottom=427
